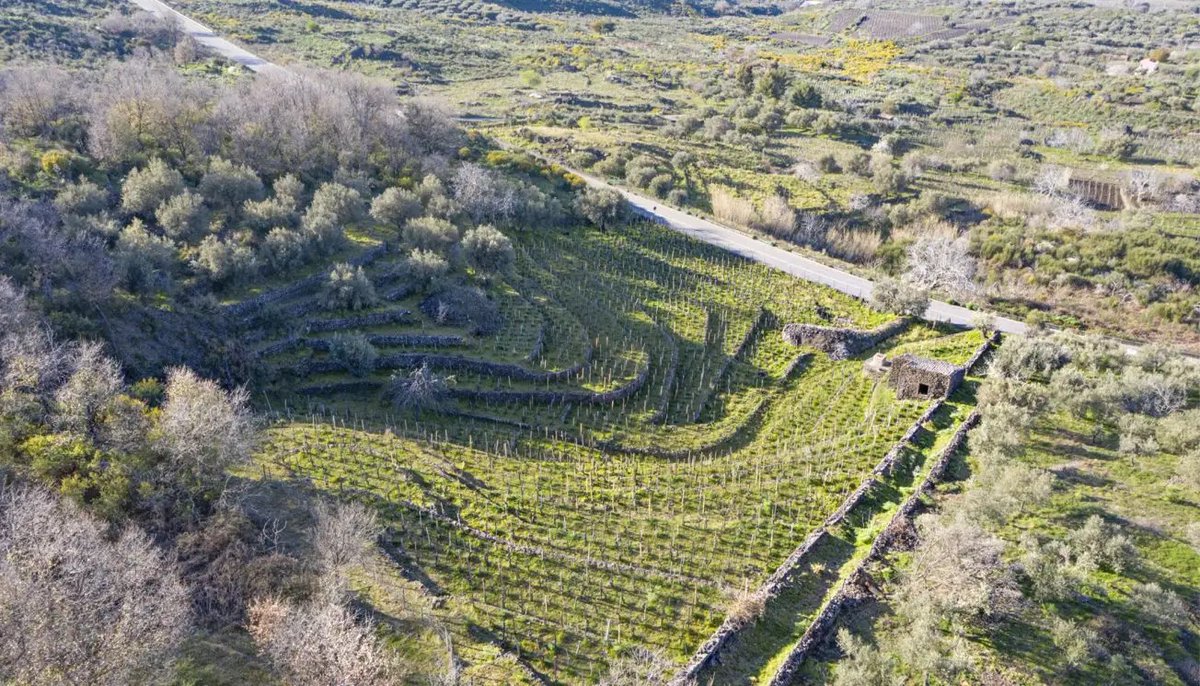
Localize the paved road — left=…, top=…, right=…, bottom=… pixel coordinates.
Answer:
left=129, top=0, right=286, bottom=75
left=570, top=168, right=1029, bottom=335
left=132, top=0, right=1032, bottom=336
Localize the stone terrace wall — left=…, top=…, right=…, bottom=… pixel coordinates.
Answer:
left=670, top=333, right=995, bottom=686
left=781, top=318, right=910, bottom=360
left=765, top=409, right=982, bottom=686
left=224, top=243, right=390, bottom=320
left=668, top=390, right=942, bottom=686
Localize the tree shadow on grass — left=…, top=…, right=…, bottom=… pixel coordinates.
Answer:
left=278, top=0, right=356, bottom=21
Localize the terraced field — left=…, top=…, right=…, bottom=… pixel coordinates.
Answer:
left=239, top=221, right=986, bottom=682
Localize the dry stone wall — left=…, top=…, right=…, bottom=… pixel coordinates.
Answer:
left=225, top=243, right=389, bottom=320
left=782, top=318, right=910, bottom=360
left=765, top=409, right=982, bottom=686
left=671, top=333, right=995, bottom=686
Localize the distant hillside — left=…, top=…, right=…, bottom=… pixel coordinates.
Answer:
left=349, top=0, right=779, bottom=18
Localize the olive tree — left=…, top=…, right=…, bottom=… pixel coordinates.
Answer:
left=402, top=248, right=450, bottom=293
left=308, top=182, right=366, bottom=226
left=156, top=190, right=209, bottom=241
left=302, top=183, right=365, bottom=253
left=328, top=334, right=378, bottom=378
left=901, top=513, right=1016, bottom=620
left=258, top=227, right=308, bottom=274
left=191, top=236, right=255, bottom=287
left=115, top=220, right=177, bottom=292
left=198, top=157, right=264, bottom=215
left=870, top=278, right=930, bottom=317
left=461, top=224, right=514, bottom=276
left=575, top=186, right=627, bottom=230
left=369, top=187, right=422, bottom=229
left=243, top=197, right=298, bottom=233
left=402, top=216, right=460, bottom=254
left=121, top=158, right=184, bottom=216
left=54, top=180, right=110, bottom=217
left=320, top=264, right=377, bottom=312
left=831, top=629, right=898, bottom=686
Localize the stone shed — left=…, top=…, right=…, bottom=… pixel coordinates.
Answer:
left=887, top=354, right=964, bottom=400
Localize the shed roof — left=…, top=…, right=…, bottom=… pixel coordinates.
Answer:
left=893, top=354, right=960, bottom=376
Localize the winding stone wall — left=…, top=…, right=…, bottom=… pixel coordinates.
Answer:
left=305, top=308, right=413, bottom=333
left=225, top=243, right=389, bottom=320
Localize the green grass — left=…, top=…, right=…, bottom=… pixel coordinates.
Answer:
left=234, top=219, right=981, bottom=683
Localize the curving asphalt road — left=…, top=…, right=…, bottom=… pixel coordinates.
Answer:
left=128, top=0, right=286, bottom=75
left=570, top=168, right=1030, bottom=335
left=131, top=0, right=1034, bottom=336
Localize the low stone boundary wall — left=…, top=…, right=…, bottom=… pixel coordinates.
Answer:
left=286, top=349, right=595, bottom=382
left=649, top=322, right=682, bottom=425
left=668, top=400, right=935, bottom=685
left=671, top=334, right=994, bottom=686
left=376, top=352, right=590, bottom=382
left=365, top=334, right=464, bottom=348
left=782, top=318, right=910, bottom=360
left=450, top=357, right=650, bottom=405
left=296, top=380, right=385, bottom=396
left=765, top=409, right=981, bottom=686
left=668, top=528, right=830, bottom=686
left=257, top=333, right=465, bottom=359
left=963, top=330, right=999, bottom=374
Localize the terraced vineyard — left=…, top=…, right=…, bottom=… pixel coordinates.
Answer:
left=241, top=221, right=986, bottom=683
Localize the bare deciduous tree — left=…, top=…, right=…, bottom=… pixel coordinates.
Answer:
left=598, top=646, right=672, bottom=686
left=312, top=501, right=381, bottom=580
left=156, top=367, right=256, bottom=490
left=904, top=236, right=977, bottom=298
left=1033, top=164, right=1071, bottom=197
left=722, top=583, right=768, bottom=628
left=389, top=363, right=452, bottom=413
left=88, top=57, right=210, bottom=164
left=453, top=163, right=518, bottom=224
left=401, top=96, right=460, bottom=156
left=0, top=487, right=189, bottom=685
left=0, top=67, right=80, bottom=140
left=53, top=341, right=123, bottom=439
left=248, top=595, right=395, bottom=686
